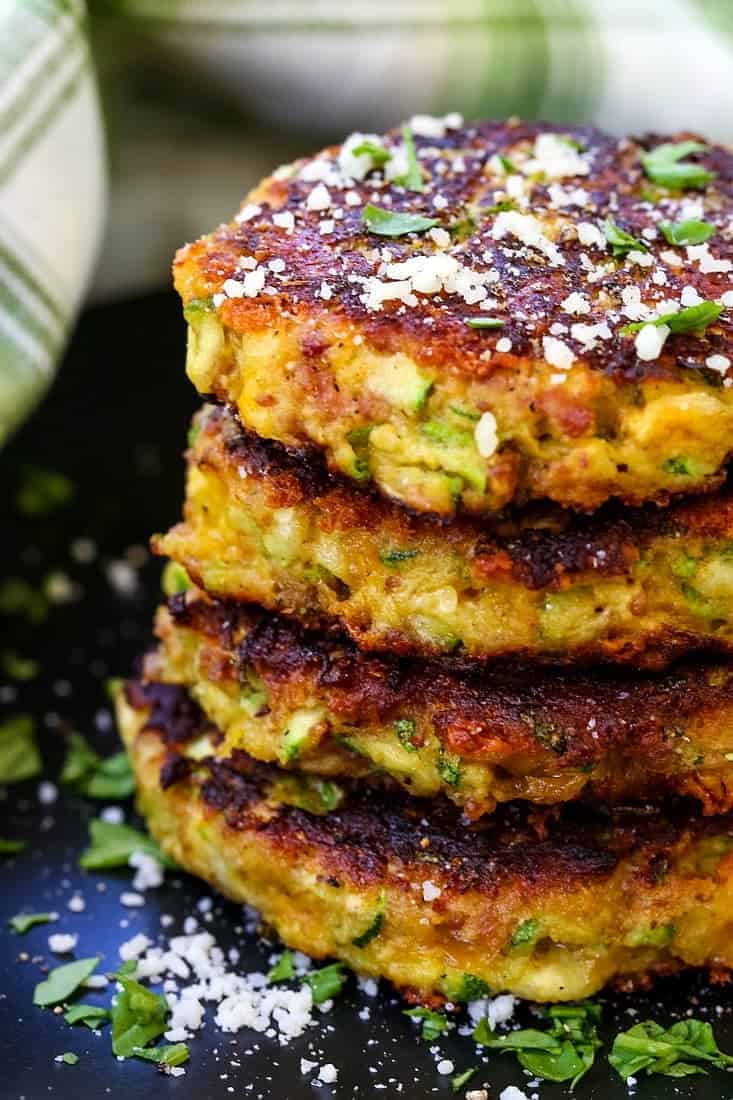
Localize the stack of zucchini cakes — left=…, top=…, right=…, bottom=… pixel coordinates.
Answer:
left=118, top=116, right=733, bottom=1004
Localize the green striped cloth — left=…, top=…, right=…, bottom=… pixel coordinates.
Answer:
left=3, top=0, right=733, bottom=443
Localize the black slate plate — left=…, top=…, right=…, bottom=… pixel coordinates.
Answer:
left=2, top=292, right=732, bottom=1100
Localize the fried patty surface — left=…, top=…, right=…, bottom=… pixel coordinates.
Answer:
left=119, top=681, right=733, bottom=1004
left=155, top=404, right=733, bottom=666
left=175, top=117, right=733, bottom=518
left=147, top=587, right=733, bottom=820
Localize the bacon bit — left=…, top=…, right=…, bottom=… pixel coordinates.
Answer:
left=537, top=388, right=594, bottom=437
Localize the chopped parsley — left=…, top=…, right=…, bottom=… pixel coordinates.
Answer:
left=33, top=957, right=100, bottom=1007
left=474, top=1001, right=602, bottom=1088
left=404, top=1007, right=449, bottom=1042
left=61, top=731, right=135, bottom=800
left=394, top=718, right=418, bottom=752
left=111, top=974, right=169, bottom=1057
left=484, top=198, right=517, bottom=215
left=451, top=1067, right=478, bottom=1092
left=620, top=300, right=723, bottom=336
left=267, top=951, right=295, bottom=983
left=0, top=577, right=47, bottom=623
left=640, top=142, right=715, bottom=190
left=304, top=963, right=348, bottom=1005
left=395, top=124, right=424, bottom=192
left=57, top=1052, right=79, bottom=1066
left=351, top=139, right=392, bottom=167
left=1, top=650, right=39, bottom=681
left=609, top=1018, right=733, bottom=1079
left=64, top=1004, right=111, bottom=1028
left=0, top=715, right=41, bottom=783
left=16, top=467, right=74, bottom=518
left=352, top=890, right=386, bottom=948
left=659, top=219, right=715, bottom=246
left=79, top=818, right=175, bottom=871
left=9, top=911, right=54, bottom=934
left=498, top=154, right=518, bottom=174
left=131, top=1043, right=190, bottom=1066
left=0, top=836, right=26, bottom=855
left=604, top=217, right=647, bottom=257
left=361, top=204, right=439, bottom=237
left=465, top=316, right=505, bottom=329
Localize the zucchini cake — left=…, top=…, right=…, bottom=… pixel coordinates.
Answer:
left=155, top=403, right=733, bottom=666
left=175, top=118, right=733, bottom=519
left=119, top=680, right=733, bottom=1005
left=146, top=586, right=733, bottom=820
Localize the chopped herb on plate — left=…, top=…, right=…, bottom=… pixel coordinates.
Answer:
left=34, top=957, right=100, bottom=1007
left=61, top=732, right=135, bottom=800
left=131, top=1043, right=190, bottom=1067
left=0, top=836, right=26, bottom=855
left=451, top=1067, right=477, bottom=1092
left=474, top=1000, right=602, bottom=1088
left=609, top=1018, right=733, bottom=1079
left=404, top=1007, right=449, bottom=1042
left=9, top=911, right=54, bottom=934
left=0, top=715, right=41, bottom=783
left=79, top=818, right=175, bottom=871
left=111, top=974, right=169, bottom=1057
left=304, top=963, right=348, bottom=1005
left=64, top=1003, right=111, bottom=1028
left=267, top=951, right=295, bottom=983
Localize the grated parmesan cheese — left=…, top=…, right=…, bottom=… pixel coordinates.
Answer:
left=543, top=335, right=575, bottom=370
left=491, top=211, right=564, bottom=266
left=522, top=133, right=590, bottom=180
left=474, top=412, right=498, bottom=458
left=635, top=323, right=670, bottom=361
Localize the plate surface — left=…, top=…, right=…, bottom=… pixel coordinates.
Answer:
left=1, top=292, right=732, bottom=1100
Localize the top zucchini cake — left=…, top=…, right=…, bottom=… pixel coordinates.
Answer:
left=175, top=117, right=733, bottom=519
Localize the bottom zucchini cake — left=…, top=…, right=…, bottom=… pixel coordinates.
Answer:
left=118, top=679, right=733, bottom=1004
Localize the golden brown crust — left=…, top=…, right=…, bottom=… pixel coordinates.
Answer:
left=123, top=677, right=730, bottom=894
left=174, top=121, right=732, bottom=387
left=193, top=404, right=733, bottom=591
left=154, top=404, right=733, bottom=667
left=148, top=593, right=733, bottom=816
